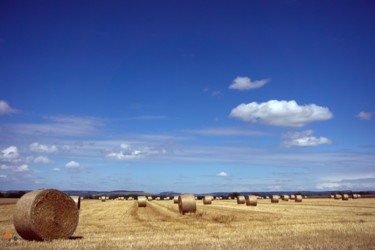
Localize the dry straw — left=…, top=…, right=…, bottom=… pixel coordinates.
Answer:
left=13, top=189, right=79, bottom=241
left=138, top=196, right=147, bottom=207
left=70, top=196, right=81, bottom=210
left=290, top=195, right=295, bottom=200
left=295, top=194, right=303, bottom=202
left=173, top=196, right=179, bottom=204
left=352, top=194, right=358, bottom=199
left=334, top=194, right=342, bottom=200
left=203, top=195, right=212, bottom=205
left=237, top=196, right=246, bottom=204
left=342, top=194, right=349, bottom=200
left=178, top=194, right=196, bottom=215
left=101, top=196, right=106, bottom=202
left=245, top=195, right=257, bottom=206
left=271, top=195, right=280, bottom=203
left=148, top=196, right=153, bottom=201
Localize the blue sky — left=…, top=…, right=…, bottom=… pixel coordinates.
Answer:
left=1, top=0, right=374, bottom=193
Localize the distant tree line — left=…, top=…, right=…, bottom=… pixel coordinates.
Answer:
left=0, top=191, right=26, bottom=198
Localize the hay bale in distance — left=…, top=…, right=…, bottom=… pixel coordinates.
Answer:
left=352, top=194, right=358, bottom=199
left=13, top=189, right=79, bottom=241
left=295, top=194, right=303, bottom=202
left=237, top=196, right=246, bottom=204
left=290, top=195, right=295, bottom=200
left=342, top=194, right=349, bottom=200
left=173, top=196, right=179, bottom=204
left=147, top=196, right=152, bottom=201
left=178, top=194, right=196, bottom=215
left=245, top=195, right=257, bottom=206
left=334, top=194, right=342, bottom=200
left=271, top=195, right=280, bottom=203
left=281, top=195, right=290, bottom=201
left=101, top=196, right=106, bottom=202
left=70, top=196, right=81, bottom=210
left=137, top=196, right=147, bottom=207
left=203, top=195, right=212, bottom=205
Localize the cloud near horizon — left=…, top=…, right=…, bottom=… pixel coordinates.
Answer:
left=229, top=76, right=270, bottom=90
left=0, top=100, right=17, bottom=115
left=229, top=100, right=333, bottom=127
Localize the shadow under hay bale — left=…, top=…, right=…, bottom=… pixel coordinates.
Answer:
left=13, top=189, right=79, bottom=241
left=245, top=195, right=257, bottom=206
left=178, top=194, right=196, bottom=215
left=137, top=196, right=147, bottom=207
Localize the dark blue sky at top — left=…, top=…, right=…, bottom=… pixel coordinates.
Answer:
left=0, top=1, right=374, bottom=192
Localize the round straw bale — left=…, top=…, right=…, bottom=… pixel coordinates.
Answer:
left=358, top=194, right=361, bottom=198
left=203, top=195, right=212, bottom=205
left=281, top=195, right=289, bottom=201
left=148, top=196, right=152, bottom=201
left=245, top=195, right=257, bottom=206
left=265, top=196, right=270, bottom=199
left=352, top=194, right=358, bottom=199
left=228, top=197, right=232, bottom=200
left=101, top=196, right=106, bottom=202
left=137, top=196, right=147, bottom=207
left=178, top=194, right=196, bottom=215
left=330, top=194, right=334, bottom=199
left=342, top=194, right=349, bottom=200
left=334, top=194, right=342, bottom=199
left=271, top=195, right=280, bottom=203
left=13, top=189, right=79, bottom=241
left=237, top=195, right=246, bottom=204
left=290, top=195, right=295, bottom=200
left=173, top=196, right=179, bottom=204
left=295, top=194, right=303, bottom=202
left=70, top=196, right=81, bottom=210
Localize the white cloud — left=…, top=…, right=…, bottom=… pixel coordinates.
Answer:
left=0, top=174, right=6, bottom=178
left=0, top=164, right=10, bottom=170
left=184, top=127, right=267, bottom=136
left=1, top=146, right=20, bottom=162
left=216, top=171, right=229, bottom=177
left=106, top=144, right=167, bottom=161
left=14, top=164, right=30, bottom=172
left=282, top=130, right=332, bottom=147
left=29, top=143, right=59, bottom=154
left=33, top=156, right=54, bottom=164
left=211, top=90, right=221, bottom=96
left=64, top=161, right=83, bottom=169
left=229, top=76, right=270, bottom=90
left=356, top=111, right=373, bottom=120
left=52, top=168, right=61, bottom=172
left=230, top=100, right=333, bottom=127
left=0, top=100, right=16, bottom=115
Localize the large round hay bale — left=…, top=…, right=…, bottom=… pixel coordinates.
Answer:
left=70, top=196, right=81, bottom=210
left=281, top=195, right=289, bottom=201
left=334, top=194, right=342, bottom=200
left=203, top=195, right=212, bottom=205
left=178, top=194, right=196, bottom=215
left=271, top=195, right=280, bottom=203
left=352, top=194, right=358, bottom=199
left=357, top=194, right=361, bottom=198
left=137, top=196, right=147, bottom=207
left=342, top=194, right=349, bottom=200
left=101, top=196, right=106, bottom=202
left=245, top=195, right=257, bottom=206
left=13, top=189, right=79, bottom=241
left=237, top=195, right=245, bottom=204
left=290, top=195, right=295, bottom=200
left=147, top=196, right=152, bottom=201
left=295, top=194, right=303, bottom=202
left=173, top=196, right=179, bottom=204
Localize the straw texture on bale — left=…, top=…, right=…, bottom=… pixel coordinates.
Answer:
left=334, top=194, right=342, bottom=200
left=70, top=196, right=81, bottom=210
left=245, top=195, right=257, bottom=206
left=13, top=189, right=79, bottom=241
left=203, top=195, right=212, bottom=205
left=237, top=196, right=246, bottom=204
left=342, top=194, right=349, bottom=200
left=137, top=196, right=147, bottom=207
left=178, top=194, right=196, bottom=215
left=281, top=195, right=289, bottom=201
left=173, top=196, right=179, bottom=204
left=295, top=195, right=303, bottom=202
left=271, top=195, right=280, bottom=203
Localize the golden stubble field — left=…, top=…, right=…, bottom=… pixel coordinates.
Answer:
left=1, top=198, right=375, bottom=249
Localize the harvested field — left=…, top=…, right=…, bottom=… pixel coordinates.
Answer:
left=1, top=198, right=374, bottom=249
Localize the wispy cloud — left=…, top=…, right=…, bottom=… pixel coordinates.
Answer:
left=216, top=171, right=229, bottom=177
left=229, top=76, right=270, bottom=90
left=281, top=130, right=332, bottom=147
left=230, top=100, right=333, bottom=127
left=33, top=156, right=54, bottom=164
left=0, top=100, right=17, bottom=115
left=106, top=143, right=167, bottom=161
left=184, top=127, right=267, bottom=136
left=356, top=111, right=373, bottom=120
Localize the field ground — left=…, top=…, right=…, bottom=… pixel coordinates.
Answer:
left=1, top=198, right=375, bottom=249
